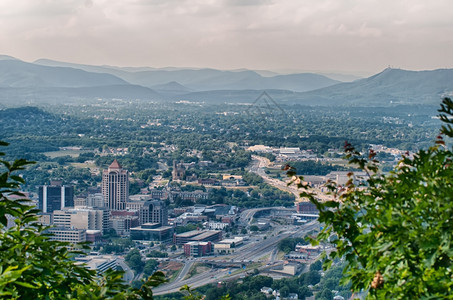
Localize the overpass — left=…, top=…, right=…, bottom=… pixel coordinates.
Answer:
left=239, top=206, right=295, bottom=225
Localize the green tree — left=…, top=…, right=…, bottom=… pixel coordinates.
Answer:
left=249, top=225, right=259, bottom=232
left=310, top=260, right=322, bottom=272
left=180, top=285, right=231, bottom=300
left=316, top=288, right=333, bottom=300
left=147, top=250, right=168, bottom=258
left=279, top=286, right=289, bottom=297
left=278, top=237, right=308, bottom=254
left=126, top=248, right=144, bottom=273
left=175, top=224, right=198, bottom=234
left=304, top=270, right=321, bottom=286
left=292, top=98, right=453, bottom=299
left=143, top=259, right=159, bottom=277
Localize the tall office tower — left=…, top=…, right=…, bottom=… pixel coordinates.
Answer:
left=139, top=200, right=168, bottom=226
left=38, top=180, right=74, bottom=213
left=102, top=160, right=129, bottom=211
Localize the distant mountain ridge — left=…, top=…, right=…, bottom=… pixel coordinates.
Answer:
left=0, top=55, right=452, bottom=106
left=0, top=55, right=20, bottom=61
left=289, top=68, right=453, bottom=105
left=34, top=58, right=340, bottom=92
left=0, top=57, right=161, bottom=104
left=151, top=81, right=193, bottom=97
left=0, top=85, right=162, bottom=105
left=174, top=68, right=453, bottom=106
left=0, top=59, right=128, bottom=88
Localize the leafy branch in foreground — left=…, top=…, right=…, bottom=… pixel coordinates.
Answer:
left=288, top=98, right=453, bottom=299
left=180, top=284, right=231, bottom=300
left=0, top=141, right=166, bottom=299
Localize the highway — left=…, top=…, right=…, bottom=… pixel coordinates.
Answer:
left=153, top=221, right=319, bottom=295
left=238, top=206, right=292, bottom=225
left=117, top=258, right=135, bottom=283
left=154, top=155, right=328, bottom=295
left=249, top=155, right=302, bottom=199
left=174, top=260, right=194, bottom=282
left=250, top=155, right=333, bottom=202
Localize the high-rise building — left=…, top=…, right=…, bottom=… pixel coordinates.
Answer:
left=139, top=200, right=168, bottom=226
left=38, top=180, right=74, bottom=213
left=102, top=160, right=129, bottom=211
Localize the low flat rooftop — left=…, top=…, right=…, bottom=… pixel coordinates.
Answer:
left=131, top=225, right=173, bottom=232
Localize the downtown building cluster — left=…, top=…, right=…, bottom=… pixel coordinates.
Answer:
left=37, top=159, right=227, bottom=257
left=38, top=160, right=170, bottom=245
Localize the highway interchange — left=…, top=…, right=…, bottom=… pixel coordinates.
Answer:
left=153, top=220, right=319, bottom=295
left=153, top=155, right=324, bottom=295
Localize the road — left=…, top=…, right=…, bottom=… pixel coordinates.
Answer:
left=175, top=260, right=194, bottom=282
left=153, top=221, right=319, bottom=295
left=154, top=155, right=331, bottom=295
left=117, top=258, right=135, bottom=283
left=250, top=155, right=332, bottom=202
left=249, top=155, right=301, bottom=199
left=238, top=206, right=291, bottom=225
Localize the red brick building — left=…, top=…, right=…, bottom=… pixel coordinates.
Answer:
left=184, top=241, right=212, bottom=257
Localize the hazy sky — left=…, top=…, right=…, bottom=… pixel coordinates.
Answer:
left=1, top=0, right=453, bottom=75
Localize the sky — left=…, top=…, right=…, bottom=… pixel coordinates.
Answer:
left=1, top=0, right=453, bottom=75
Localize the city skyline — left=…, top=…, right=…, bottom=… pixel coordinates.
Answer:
left=0, top=1, right=453, bottom=76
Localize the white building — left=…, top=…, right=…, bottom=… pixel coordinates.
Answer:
left=87, top=193, right=104, bottom=208
left=76, top=255, right=119, bottom=273
left=207, top=222, right=229, bottom=230
left=53, top=208, right=109, bottom=233
left=214, top=237, right=243, bottom=254
left=48, top=227, right=86, bottom=243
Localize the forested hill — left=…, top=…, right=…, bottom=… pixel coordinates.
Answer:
left=158, top=68, right=453, bottom=106
left=0, top=59, right=128, bottom=88
left=288, top=68, right=453, bottom=106
left=0, top=106, right=60, bottom=136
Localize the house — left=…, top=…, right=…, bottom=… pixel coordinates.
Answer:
left=285, top=293, right=298, bottom=300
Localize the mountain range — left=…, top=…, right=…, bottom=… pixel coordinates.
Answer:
left=0, top=55, right=452, bottom=106
left=0, top=58, right=127, bottom=88
left=34, top=58, right=340, bottom=92
left=291, top=68, right=453, bottom=106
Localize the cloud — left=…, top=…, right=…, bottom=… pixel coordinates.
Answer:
left=0, top=0, right=452, bottom=72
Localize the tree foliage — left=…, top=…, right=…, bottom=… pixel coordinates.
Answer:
left=126, top=248, right=145, bottom=274
left=277, top=237, right=308, bottom=254
left=309, top=260, right=322, bottom=272
left=287, top=160, right=349, bottom=176
left=143, top=259, right=159, bottom=277
left=290, top=98, right=453, bottom=299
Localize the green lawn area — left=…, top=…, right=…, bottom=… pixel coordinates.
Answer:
left=71, top=162, right=97, bottom=169
left=44, top=149, right=92, bottom=158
